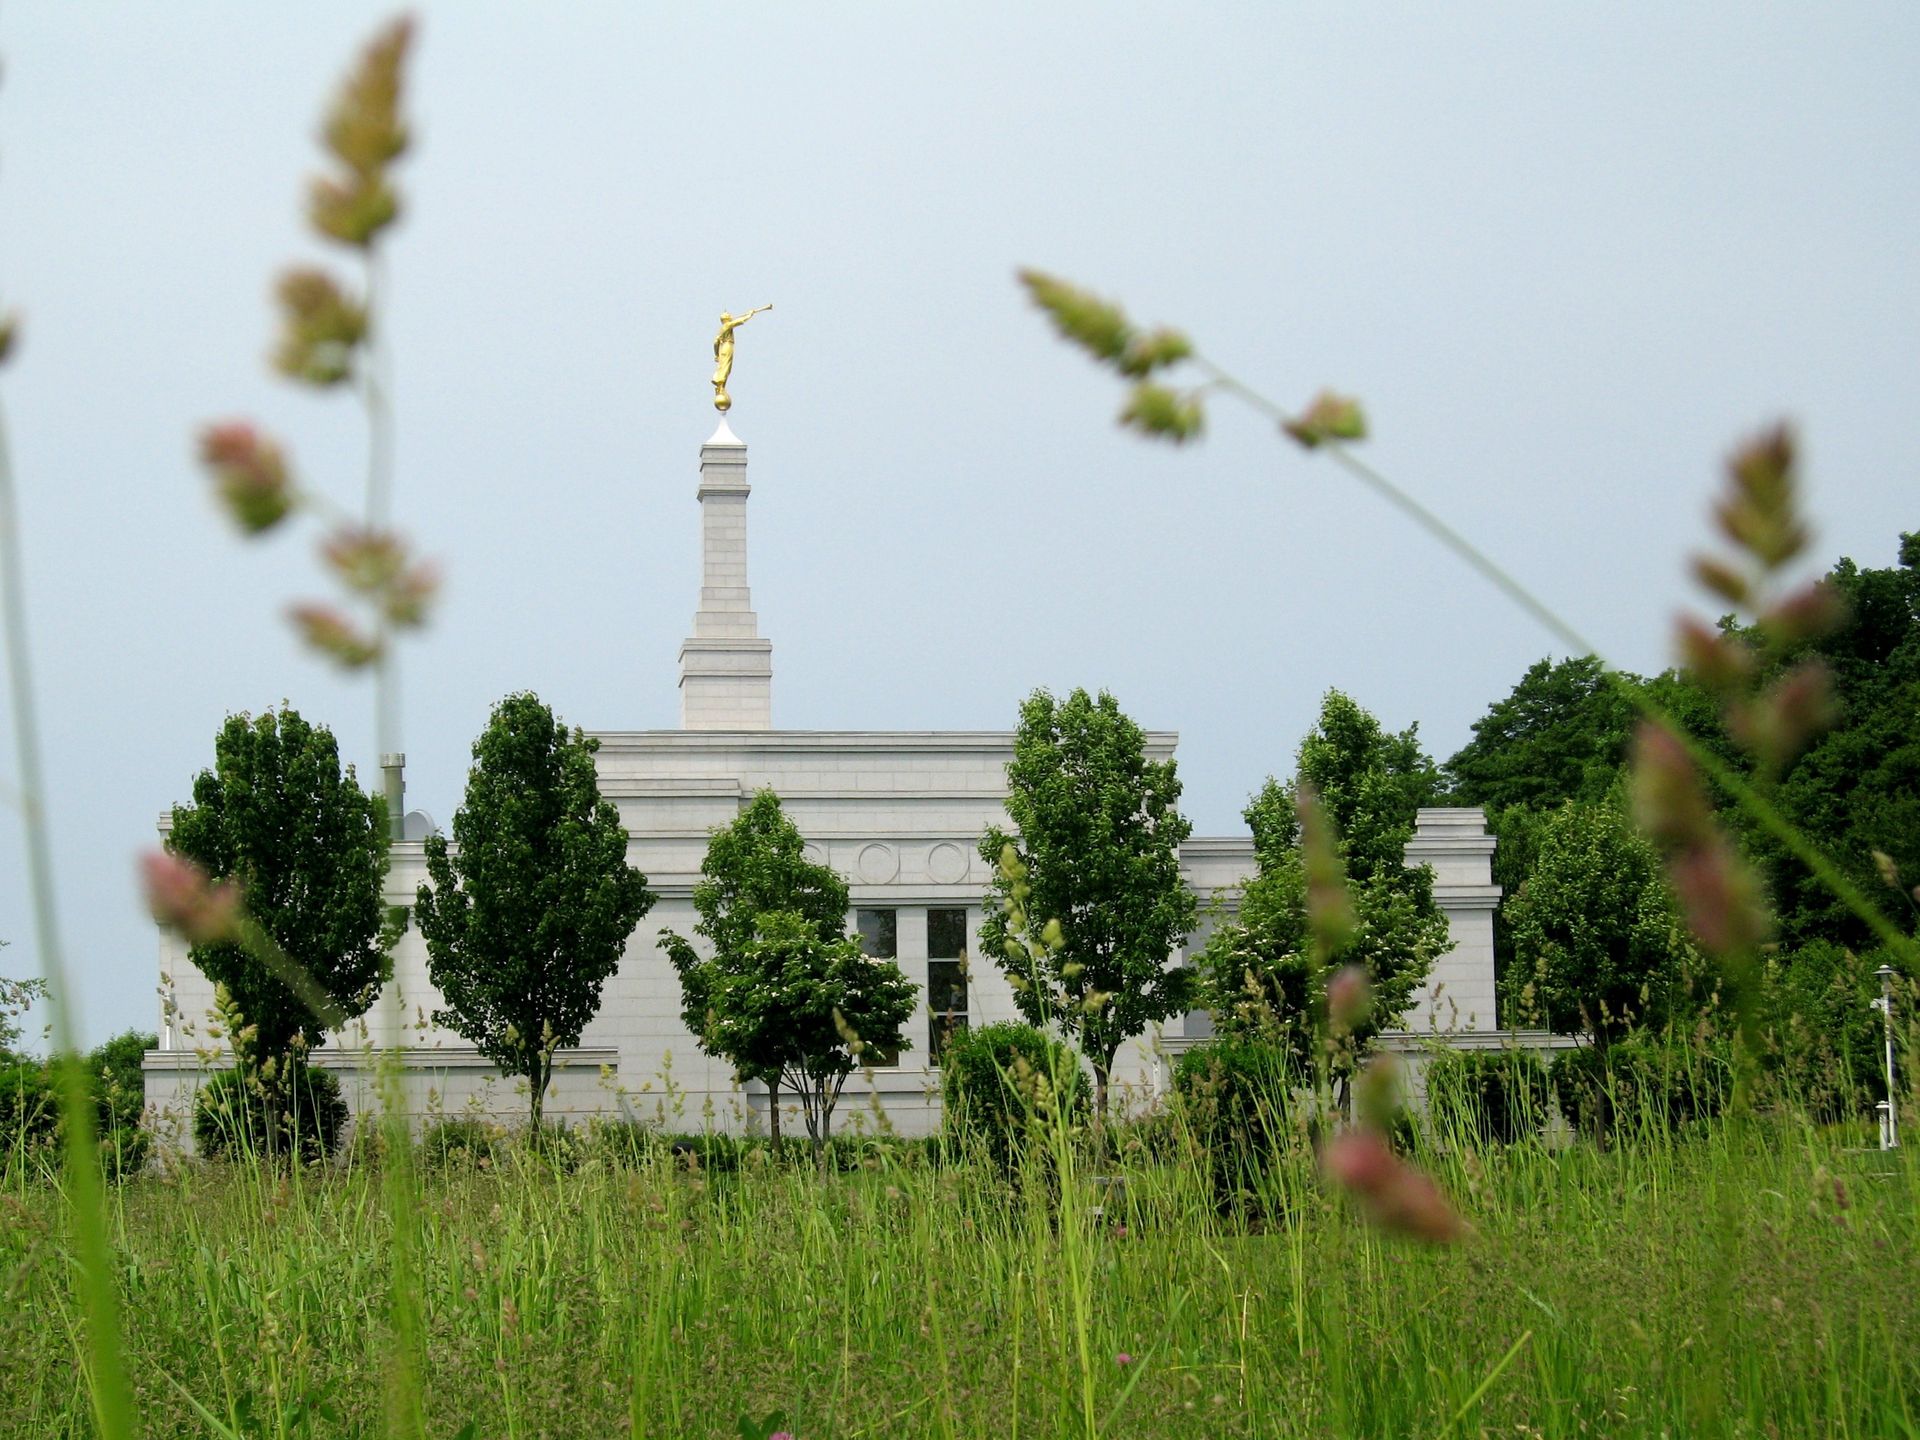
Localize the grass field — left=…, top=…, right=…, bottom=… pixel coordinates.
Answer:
left=2, top=1106, right=1915, bottom=1439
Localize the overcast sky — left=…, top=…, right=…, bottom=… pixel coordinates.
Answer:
left=1, top=4, right=1915, bottom=1046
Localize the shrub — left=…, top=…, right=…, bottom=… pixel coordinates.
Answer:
left=1550, top=1034, right=1730, bottom=1141
left=193, top=1063, right=348, bottom=1163
left=0, top=1060, right=57, bottom=1165
left=1425, top=1048, right=1552, bottom=1146
left=337, top=1115, right=397, bottom=1171
left=661, top=1131, right=747, bottom=1173
left=823, top=1132, right=939, bottom=1173
left=1548, top=1046, right=1607, bottom=1139
left=1172, top=1037, right=1302, bottom=1211
left=940, top=1022, right=1088, bottom=1172
left=419, top=1116, right=507, bottom=1173
left=1755, top=942, right=1896, bottom=1120
left=585, top=1117, right=653, bottom=1168
left=0, top=1051, right=150, bottom=1181
left=88, top=1030, right=155, bottom=1180
left=1104, top=1105, right=1186, bottom=1166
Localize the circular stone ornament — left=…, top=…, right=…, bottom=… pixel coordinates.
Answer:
left=926, top=842, right=968, bottom=885
left=857, top=842, right=900, bottom=884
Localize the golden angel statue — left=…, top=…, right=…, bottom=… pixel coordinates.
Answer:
left=711, top=304, right=772, bottom=412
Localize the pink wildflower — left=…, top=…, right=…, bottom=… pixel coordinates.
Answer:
left=1322, top=1129, right=1469, bottom=1244
left=141, top=851, right=242, bottom=944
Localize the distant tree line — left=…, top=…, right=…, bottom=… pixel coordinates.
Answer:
left=1446, top=529, right=1917, bottom=1111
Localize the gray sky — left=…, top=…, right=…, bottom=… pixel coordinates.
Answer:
left=1, top=4, right=1915, bottom=1046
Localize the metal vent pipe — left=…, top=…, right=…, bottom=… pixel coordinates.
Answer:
left=381, top=752, right=405, bottom=842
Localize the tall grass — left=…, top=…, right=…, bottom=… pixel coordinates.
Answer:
left=2, top=1094, right=1915, bottom=1438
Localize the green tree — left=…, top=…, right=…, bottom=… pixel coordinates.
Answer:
left=1445, top=657, right=1642, bottom=979
left=684, top=908, right=915, bottom=1169
left=0, top=951, right=46, bottom=1061
left=1197, top=691, right=1451, bottom=1065
left=979, top=688, right=1197, bottom=1119
left=1749, top=534, right=1920, bottom=949
left=82, top=1031, right=156, bottom=1180
left=659, top=789, right=875, bottom=1146
left=1294, top=690, right=1444, bottom=886
left=1756, top=940, right=1898, bottom=1118
left=1505, top=797, right=1694, bottom=1046
left=1445, top=656, right=1635, bottom=814
left=85, top=1031, right=153, bottom=1138
left=168, top=707, right=392, bottom=1066
left=416, top=693, right=654, bottom=1130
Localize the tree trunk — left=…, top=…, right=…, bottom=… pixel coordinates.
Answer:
left=257, top=1065, right=281, bottom=1162
left=768, top=1076, right=782, bottom=1147
left=528, top=1054, right=547, bottom=1136
left=811, top=1073, right=831, bottom=1176
left=1092, top=1055, right=1112, bottom=1163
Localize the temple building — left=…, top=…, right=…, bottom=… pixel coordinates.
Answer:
left=144, top=412, right=1503, bottom=1139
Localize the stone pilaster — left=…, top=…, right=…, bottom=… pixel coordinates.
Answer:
left=1400, top=807, right=1502, bottom=1032
left=678, top=416, right=773, bottom=729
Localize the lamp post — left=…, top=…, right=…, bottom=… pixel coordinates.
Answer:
left=1874, top=965, right=1899, bottom=1150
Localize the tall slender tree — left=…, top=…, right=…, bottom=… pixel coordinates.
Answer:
left=416, top=693, right=654, bottom=1130
left=1197, top=690, right=1451, bottom=1063
left=1505, top=796, right=1693, bottom=1045
left=1445, top=656, right=1642, bottom=976
left=168, top=706, right=392, bottom=1068
left=979, top=688, right=1196, bottom=1120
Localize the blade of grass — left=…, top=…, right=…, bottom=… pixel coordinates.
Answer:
left=0, top=387, right=135, bottom=1439
left=1437, top=1328, right=1533, bottom=1439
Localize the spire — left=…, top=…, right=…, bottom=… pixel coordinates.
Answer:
left=677, top=420, right=772, bottom=728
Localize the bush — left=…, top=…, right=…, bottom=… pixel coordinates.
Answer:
left=420, top=1116, right=508, bottom=1173
left=585, top=1117, right=654, bottom=1168
left=1171, top=1038, right=1302, bottom=1211
left=0, top=1048, right=151, bottom=1181
left=660, top=1136, right=748, bottom=1175
left=193, top=1063, right=348, bottom=1163
left=822, top=1132, right=939, bottom=1173
left=1548, top=1046, right=1607, bottom=1138
left=1755, top=942, right=1898, bottom=1119
left=1425, top=1048, right=1552, bottom=1146
left=87, top=1030, right=155, bottom=1180
left=1550, top=1034, right=1730, bottom=1141
left=940, top=1023, right=1087, bottom=1172
left=0, top=1060, right=57, bottom=1165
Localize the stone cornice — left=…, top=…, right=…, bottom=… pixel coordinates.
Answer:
left=141, top=1046, right=621, bottom=1072
left=589, top=729, right=1179, bottom=755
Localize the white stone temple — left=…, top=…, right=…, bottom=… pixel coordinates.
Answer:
left=144, top=413, right=1504, bottom=1139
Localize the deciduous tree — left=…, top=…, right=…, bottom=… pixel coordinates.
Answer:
left=662, top=791, right=914, bottom=1166
left=416, top=693, right=654, bottom=1130
left=1445, top=656, right=1635, bottom=815
left=1447, top=657, right=1646, bottom=978
left=979, top=688, right=1196, bottom=1119
left=1197, top=691, right=1451, bottom=1065
left=1505, top=797, right=1694, bottom=1046
left=0, top=950, right=45, bottom=1061
left=168, top=707, right=392, bottom=1066
left=1750, top=535, right=1920, bottom=950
